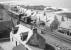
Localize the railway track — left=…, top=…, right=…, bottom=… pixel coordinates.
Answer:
left=35, top=26, right=71, bottom=44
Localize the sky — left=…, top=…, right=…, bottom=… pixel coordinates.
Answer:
left=0, top=0, right=71, bottom=10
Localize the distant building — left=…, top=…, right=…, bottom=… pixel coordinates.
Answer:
left=57, top=11, right=71, bottom=30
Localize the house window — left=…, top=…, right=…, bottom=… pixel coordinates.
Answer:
left=0, top=11, right=3, bottom=20
left=0, top=16, right=3, bottom=20
left=20, top=32, right=28, bottom=41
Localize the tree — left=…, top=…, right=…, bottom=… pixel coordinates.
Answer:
left=0, top=4, right=5, bottom=9
left=50, top=15, right=60, bottom=32
left=61, top=16, right=65, bottom=21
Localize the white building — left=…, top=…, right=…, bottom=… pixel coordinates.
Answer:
left=10, top=24, right=33, bottom=50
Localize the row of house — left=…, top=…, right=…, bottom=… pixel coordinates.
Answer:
left=9, top=5, right=71, bottom=31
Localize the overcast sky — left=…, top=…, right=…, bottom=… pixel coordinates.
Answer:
left=0, top=0, right=71, bottom=10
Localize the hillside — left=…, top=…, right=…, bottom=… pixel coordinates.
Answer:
left=0, top=4, right=13, bottom=39
left=20, top=5, right=46, bottom=10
